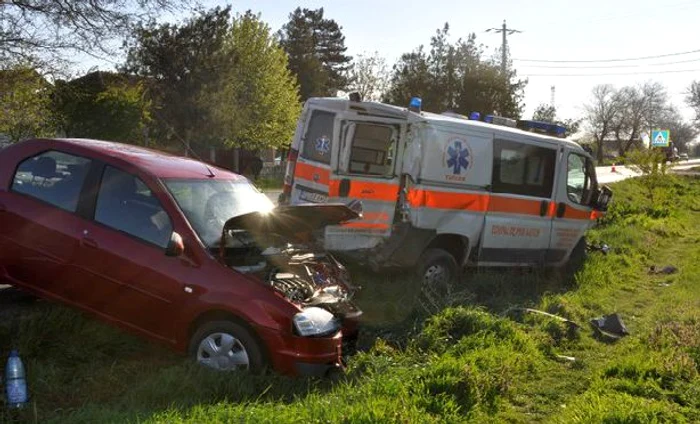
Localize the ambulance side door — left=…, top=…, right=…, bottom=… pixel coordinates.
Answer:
left=548, top=148, right=596, bottom=264
left=479, top=138, right=558, bottom=265
left=289, top=108, right=337, bottom=204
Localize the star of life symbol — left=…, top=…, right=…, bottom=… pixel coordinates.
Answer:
left=315, top=136, right=330, bottom=155
left=446, top=140, right=470, bottom=174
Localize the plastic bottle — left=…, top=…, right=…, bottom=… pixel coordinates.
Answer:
left=4, top=350, right=28, bottom=409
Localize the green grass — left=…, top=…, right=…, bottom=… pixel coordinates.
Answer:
left=253, top=176, right=283, bottom=190
left=1, top=175, right=700, bottom=423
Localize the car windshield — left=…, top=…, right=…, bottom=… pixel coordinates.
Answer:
left=164, top=179, right=274, bottom=247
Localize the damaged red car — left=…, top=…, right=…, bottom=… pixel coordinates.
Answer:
left=0, top=138, right=361, bottom=377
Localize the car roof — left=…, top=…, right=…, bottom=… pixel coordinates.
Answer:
left=25, top=138, right=244, bottom=180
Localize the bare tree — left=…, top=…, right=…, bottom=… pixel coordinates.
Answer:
left=1, top=0, right=190, bottom=67
left=584, top=84, right=623, bottom=161
left=656, top=106, right=698, bottom=153
left=347, top=51, right=390, bottom=102
left=687, top=81, right=700, bottom=128
left=610, top=82, right=668, bottom=156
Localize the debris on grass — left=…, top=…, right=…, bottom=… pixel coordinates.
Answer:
left=503, top=307, right=581, bottom=331
left=587, top=242, right=611, bottom=255
left=590, top=313, right=629, bottom=340
left=648, top=265, right=679, bottom=275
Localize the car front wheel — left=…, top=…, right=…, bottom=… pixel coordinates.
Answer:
left=189, top=321, right=265, bottom=372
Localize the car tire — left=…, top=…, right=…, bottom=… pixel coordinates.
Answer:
left=415, top=248, right=461, bottom=314
left=188, top=320, right=265, bottom=373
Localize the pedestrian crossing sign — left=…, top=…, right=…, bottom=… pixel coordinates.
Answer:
left=651, top=130, right=670, bottom=147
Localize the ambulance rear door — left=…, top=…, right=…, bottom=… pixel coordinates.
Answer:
left=323, top=115, right=406, bottom=251
left=289, top=108, right=338, bottom=205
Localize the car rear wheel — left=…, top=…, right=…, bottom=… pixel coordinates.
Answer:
left=189, top=321, right=264, bottom=373
left=415, top=248, right=461, bottom=314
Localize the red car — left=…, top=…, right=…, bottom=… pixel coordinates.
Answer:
left=0, top=138, right=362, bottom=376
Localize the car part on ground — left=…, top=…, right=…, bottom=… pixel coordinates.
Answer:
left=648, top=265, right=678, bottom=275
left=590, top=313, right=629, bottom=340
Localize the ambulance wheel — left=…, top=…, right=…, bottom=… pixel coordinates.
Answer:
left=416, top=248, right=460, bottom=314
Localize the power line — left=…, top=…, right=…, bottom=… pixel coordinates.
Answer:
left=514, top=48, right=700, bottom=63
left=519, top=57, right=700, bottom=69
left=523, top=68, right=700, bottom=77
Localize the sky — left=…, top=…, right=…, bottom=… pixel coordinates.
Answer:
left=95, top=0, right=700, bottom=123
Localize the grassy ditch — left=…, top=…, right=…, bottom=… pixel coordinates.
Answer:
left=1, top=175, right=699, bottom=423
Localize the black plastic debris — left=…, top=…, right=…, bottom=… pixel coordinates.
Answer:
left=648, top=265, right=678, bottom=275
left=587, top=243, right=610, bottom=255
left=590, top=313, right=629, bottom=339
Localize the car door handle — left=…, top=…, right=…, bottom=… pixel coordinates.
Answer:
left=81, top=237, right=99, bottom=249
left=540, top=200, right=549, bottom=217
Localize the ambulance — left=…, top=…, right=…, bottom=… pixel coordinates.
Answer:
left=279, top=96, right=612, bottom=286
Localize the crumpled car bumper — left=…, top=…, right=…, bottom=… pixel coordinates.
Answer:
left=256, top=325, right=344, bottom=377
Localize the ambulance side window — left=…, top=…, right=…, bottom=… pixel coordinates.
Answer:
left=492, top=139, right=556, bottom=198
left=301, top=110, right=335, bottom=164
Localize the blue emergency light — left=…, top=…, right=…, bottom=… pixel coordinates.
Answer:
left=517, top=120, right=567, bottom=138
left=469, top=112, right=481, bottom=120
left=409, top=97, right=422, bottom=113
left=484, top=114, right=494, bottom=123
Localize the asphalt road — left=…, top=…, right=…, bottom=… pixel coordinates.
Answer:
left=596, top=158, right=700, bottom=184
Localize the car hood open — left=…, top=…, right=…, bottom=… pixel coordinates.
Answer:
left=222, top=203, right=360, bottom=242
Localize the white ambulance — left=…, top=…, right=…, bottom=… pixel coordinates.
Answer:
left=279, top=97, right=612, bottom=286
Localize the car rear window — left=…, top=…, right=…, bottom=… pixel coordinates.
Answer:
left=11, top=150, right=92, bottom=212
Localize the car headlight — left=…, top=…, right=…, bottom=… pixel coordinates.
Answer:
left=293, top=307, right=340, bottom=337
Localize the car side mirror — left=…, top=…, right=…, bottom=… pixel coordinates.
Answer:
left=165, top=232, right=184, bottom=257
left=593, top=186, right=613, bottom=211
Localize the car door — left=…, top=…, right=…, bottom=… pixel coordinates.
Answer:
left=479, top=138, right=558, bottom=265
left=68, top=164, right=183, bottom=342
left=548, top=149, right=597, bottom=264
left=0, top=150, right=92, bottom=299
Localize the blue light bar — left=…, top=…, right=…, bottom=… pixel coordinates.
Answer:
left=484, top=114, right=494, bottom=123
left=409, top=97, right=422, bottom=112
left=517, top=120, right=567, bottom=137
left=469, top=112, right=480, bottom=120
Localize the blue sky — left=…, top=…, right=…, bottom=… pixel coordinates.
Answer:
left=105, top=0, right=700, bottom=122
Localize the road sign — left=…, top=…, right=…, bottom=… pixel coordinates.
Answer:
left=651, top=129, right=670, bottom=147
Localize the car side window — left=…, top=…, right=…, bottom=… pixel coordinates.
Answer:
left=11, top=150, right=92, bottom=212
left=492, top=139, right=556, bottom=198
left=95, top=166, right=172, bottom=248
left=301, top=110, right=335, bottom=164
left=567, top=154, right=591, bottom=205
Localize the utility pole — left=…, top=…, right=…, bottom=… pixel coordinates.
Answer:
left=485, top=20, right=522, bottom=75
left=550, top=86, right=556, bottom=109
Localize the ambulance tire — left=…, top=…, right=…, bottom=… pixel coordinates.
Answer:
left=415, top=248, right=460, bottom=314
left=565, top=238, right=587, bottom=275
